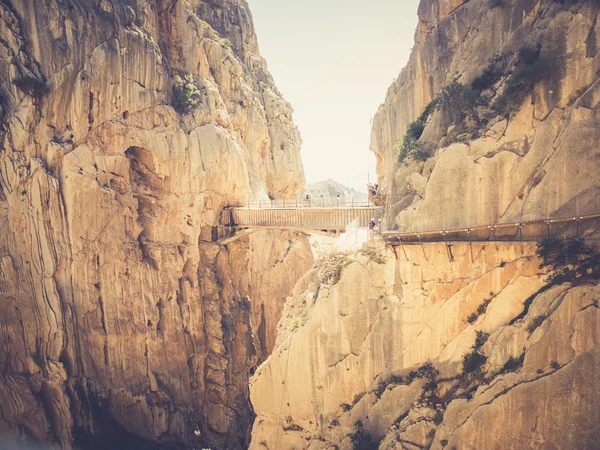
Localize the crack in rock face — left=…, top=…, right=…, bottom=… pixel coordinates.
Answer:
left=0, top=0, right=312, bottom=449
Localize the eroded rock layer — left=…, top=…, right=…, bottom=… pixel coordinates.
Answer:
left=0, top=1, right=311, bottom=449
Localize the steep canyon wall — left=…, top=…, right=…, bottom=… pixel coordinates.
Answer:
left=0, top=0, right=312, bottom=448
left=371, top=0, right=600, bottom=232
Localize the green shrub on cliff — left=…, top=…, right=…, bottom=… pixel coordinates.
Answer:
left=438, top=79, right=482, bottom=128
left=172, top=74, right=202, bottom=114
left=348, top=421, right=373, bottom=450
left=462, top=331, right=489, bottom=375
left=395, top=120, right=429, bottom=164
left=418, top=98, right=439, bottom=123
left=493, top=45, right=548, bottom=116
left=471, top=53, right=507, bottom=92
left=13, top=75, right=50, bottom=98
left=536, top=237, right=599, bottom=284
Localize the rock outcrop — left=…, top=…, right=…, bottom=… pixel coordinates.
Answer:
left=250, top=240, right=600, bottom=449
left=0, top=1, right=311, bottom=449
left=371, top=0, right=600, bottom=232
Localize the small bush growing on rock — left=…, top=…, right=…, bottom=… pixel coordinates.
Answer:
left=172, top=73, right=202, bottom=114
left=360, top=248, right=386, bottom=264
left=440, top=439, right=449, bottom=447
left=462, top=351, right=487, bottom=375
left=340, top=403, right=352, bottom=412
left=489, top=0, right=503, bottom=8
left=352, top=392, right=366, bottom=406
left=536, top=237, right=599, bottom=284
left=373, top=373, right=405, bottom=397
left=527, top=314, right=546, bottom=333
left=220, top=37, right=233, bottom=48
left=462, top=331, right=489, bottom=375
left=316, top=252, right=351, bottom=285
left=500, top=352, right=525, bottom=373
left=473, top=330, right=489, bottom=349
left=374, top=381, right=388, bottom=398
left=550, top=361, right=560, bottom=370
left=418, top=98, right=439, bottom=123
left=433, top=409, right=444, bottom=425
left=407, top=120, right=425, bottom=140
left=395, top=131, right=428, bottom=164
left=471, top=53, right=506, bottom=92
left=438, top=79, right=482, bottom=129
left=13, top=75, right=50, bottom=98
left=467, top=297, right=493, bottom=324
left=348, top=421, right=372, bottom=450
left=417, top=361, right=439, bottom=380
left=493, top=45, right=548, bottom=116
left=289, top=316, right=303, bottom=329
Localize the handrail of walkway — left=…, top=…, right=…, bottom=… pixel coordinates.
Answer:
left=242, top=199, right=379, bottom=209
left=383, top=213, right=600, bottom=244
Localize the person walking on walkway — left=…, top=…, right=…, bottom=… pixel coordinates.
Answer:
left=369, top=218, right=376, bottom=239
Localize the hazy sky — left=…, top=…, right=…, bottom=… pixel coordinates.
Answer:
left=247, top=0, right=421, bottom=191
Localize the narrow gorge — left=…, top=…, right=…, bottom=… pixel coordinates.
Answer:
left=1, top=0, right=600, bottom=450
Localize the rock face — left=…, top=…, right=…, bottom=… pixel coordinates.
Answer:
left=371, top=0, right=600, bottom=232
left=0, top=1, right=312, bottom=449
left=250, top=241, right=600, bottom=449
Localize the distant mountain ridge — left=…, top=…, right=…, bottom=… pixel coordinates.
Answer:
left=300, top=179, right=368, bottom=203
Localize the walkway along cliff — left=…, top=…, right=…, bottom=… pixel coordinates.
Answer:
left=0, top=1, right=313, bottom=448
left=249, top=0, right=600, bottom=449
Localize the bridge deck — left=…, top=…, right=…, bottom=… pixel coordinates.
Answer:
left=222, top=206, right=383, bottom=231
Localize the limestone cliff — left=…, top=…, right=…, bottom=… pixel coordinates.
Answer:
left=250, top=241, right=600, bottom=449
left=371, top=0, right=600, bottom=231
left=0, top=1, right=312, bottom=449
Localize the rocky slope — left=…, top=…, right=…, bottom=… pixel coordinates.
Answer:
left=0, top=1, right=312, bottom=449
left=250, top=241, right=600, bottom=449
left=371, top=0, right=600, bottom=232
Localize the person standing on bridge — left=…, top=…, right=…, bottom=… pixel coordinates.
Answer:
left=369, top=218, right=376, bottom=239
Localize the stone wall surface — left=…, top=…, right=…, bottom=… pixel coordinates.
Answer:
left=0, top=0, right=311, bottom=449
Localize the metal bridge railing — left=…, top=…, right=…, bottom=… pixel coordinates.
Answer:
left=244, top=198, right=377, bottom=209
left=383, top=214, right=600, bottom=244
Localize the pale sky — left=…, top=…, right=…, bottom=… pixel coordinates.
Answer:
left=247, top=0, right=421, bottom=191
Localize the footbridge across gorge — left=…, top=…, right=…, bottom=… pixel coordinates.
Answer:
left=216, top=201, right=600, bottom=247
left=217, top=203, right=384, bottom=244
